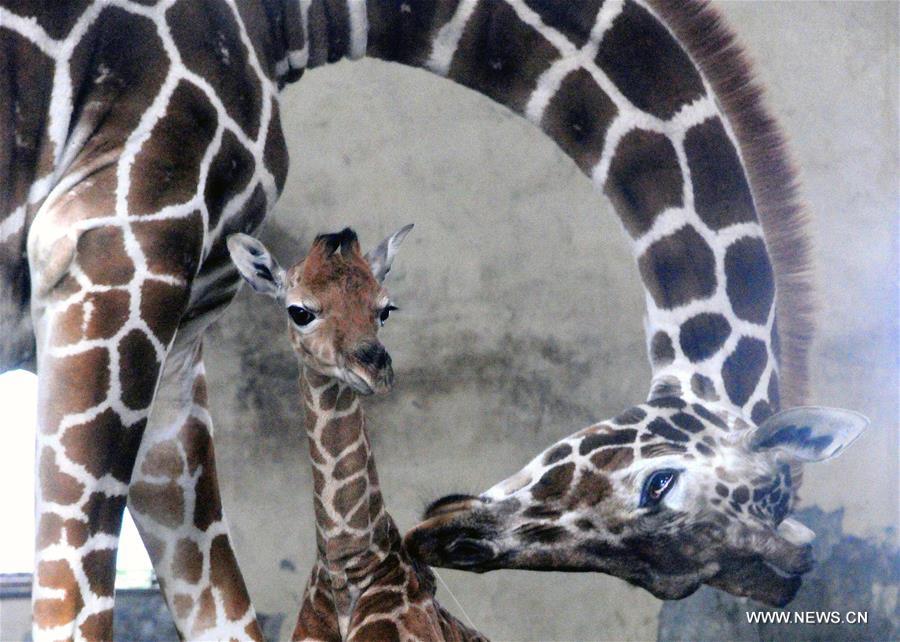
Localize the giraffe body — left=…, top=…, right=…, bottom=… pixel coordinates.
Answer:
left=228, top=228, right=486, bottom=641
left=0, top=0, right=867, bottom=637
left=3, top=1, right=290, bottom=639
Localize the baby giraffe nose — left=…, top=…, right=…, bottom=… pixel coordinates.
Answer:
left=355, top=342, right=391, bottom=370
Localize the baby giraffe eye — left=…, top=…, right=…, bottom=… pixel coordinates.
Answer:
left=379, top=304, right=398, bottom=326
left=640, top=469, right=679, bottom=508
left=288, top=305, right=316, bottom=327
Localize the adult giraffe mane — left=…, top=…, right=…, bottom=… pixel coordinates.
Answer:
left=648, top=0, right=813, bottom=409
left=644, top=0, right=815, bottom=495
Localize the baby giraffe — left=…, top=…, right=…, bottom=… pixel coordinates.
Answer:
left=228, top=227, right=486, bottom=642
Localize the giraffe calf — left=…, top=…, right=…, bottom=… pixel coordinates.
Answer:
left=229, top=227, right=487, bottom=642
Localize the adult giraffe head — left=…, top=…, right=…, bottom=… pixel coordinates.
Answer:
left=406, top=403, right=868, bottom=606
left=227, top=225, right=412, bottom=395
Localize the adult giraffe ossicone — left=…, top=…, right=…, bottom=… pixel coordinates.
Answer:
left=228, top=226, right=487, bottom=641
left=0, top=0, right=868, bottom=639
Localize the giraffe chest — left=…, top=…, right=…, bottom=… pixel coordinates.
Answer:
left=0, top=1, right=290, bottom=342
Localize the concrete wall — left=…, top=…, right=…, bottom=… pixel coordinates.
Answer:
left=194, top=2, right=895, bottom=640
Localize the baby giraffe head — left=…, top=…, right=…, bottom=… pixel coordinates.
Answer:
left=227, top=225, right=413, bottom=395
left=405, top=402, right=868, bottom=606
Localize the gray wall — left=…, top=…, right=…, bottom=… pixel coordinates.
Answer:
left=202, top=2, right=898, bottom=641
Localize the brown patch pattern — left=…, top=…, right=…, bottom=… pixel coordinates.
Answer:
left=684, top=117, right=757, bottom=230
left=590, top=446, right=634, bottom=471
left=367, top=0, right=463, bottom=65
left=638, top=225, right=716, bottom=309
left=167, top=0, right=262, bottom=137
left=605, top=129, right=683, bottom=238
left=595, top=0, right=705, bottom=119
left=449, top=0, right=559, bottom=112
left=129, top=81, right=219, bottom=215
left=531, top=462, right=576, bottom=501
left=130, top=481, right=184, bottom=528
left=543, top=68, right=618, bottom=172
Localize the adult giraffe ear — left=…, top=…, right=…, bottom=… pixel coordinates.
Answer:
left=227, top=233, right=286, bottom=300
left=749, top=406, right=869, bottom=462
left=365, top=224, right=414, bottom=282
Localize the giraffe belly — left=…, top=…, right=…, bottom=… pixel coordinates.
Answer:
left=0, top=264, right=35, bottom=373
left=2, top=0, right=290, bottom=368
left=0, top=10, right=59, bottom=373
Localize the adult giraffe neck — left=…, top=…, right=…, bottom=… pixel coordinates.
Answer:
left=276, top=0, right=813, bottom=425
left=298, top=366, right=398, bottom=589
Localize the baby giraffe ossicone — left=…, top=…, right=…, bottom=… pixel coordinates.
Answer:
left=228, top=227, right=486, bottom=642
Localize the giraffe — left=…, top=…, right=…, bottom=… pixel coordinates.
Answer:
left=0, top=0, right=867, bottom=638
left=3, top=1, right=288, bottom=640
left=227, top=226, right=487, bottom=642
left=396, top=0, right=873, bottom=608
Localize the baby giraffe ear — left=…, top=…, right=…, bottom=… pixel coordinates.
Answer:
left=365, top=224, right=414, bottom=282
left=750, top=406, right=869, bottom=462
left=226, top=233, right=286, bottom=300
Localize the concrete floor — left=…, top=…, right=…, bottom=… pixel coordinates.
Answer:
left=201, top=2, right=898, bottom=640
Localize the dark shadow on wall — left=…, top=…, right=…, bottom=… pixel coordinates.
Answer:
left=658, top=507, right=899, bottom=642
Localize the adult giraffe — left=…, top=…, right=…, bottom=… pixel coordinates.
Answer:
left=0, top=0, right=866, bottom=640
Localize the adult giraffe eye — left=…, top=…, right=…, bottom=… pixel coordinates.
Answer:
left=288, top=306, right=316, bottom=327
left=640, top=469, right=679, bottom=508
left=379, top=305, right=398, bottom=326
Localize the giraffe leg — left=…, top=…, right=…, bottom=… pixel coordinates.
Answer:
left=31, top=277, right=189, bottom=641
left=29, top=176, right=201, bottom=640
left=128, top=339, right=264, bottom=641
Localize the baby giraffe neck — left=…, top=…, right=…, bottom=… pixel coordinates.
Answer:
left=299, top=367, right=397, bottom=590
